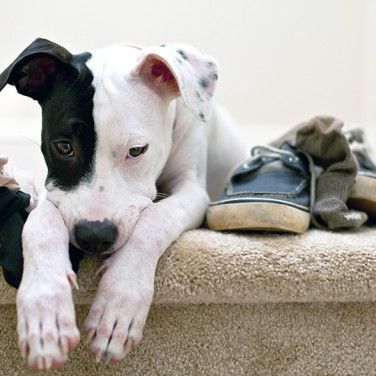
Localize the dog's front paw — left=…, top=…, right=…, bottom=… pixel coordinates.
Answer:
left=16, top=271, right=80, bottom=370
left=84, top=262, right=154, bottom=363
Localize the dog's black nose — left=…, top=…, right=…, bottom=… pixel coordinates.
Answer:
left=74, top=219, right=118, bottom=254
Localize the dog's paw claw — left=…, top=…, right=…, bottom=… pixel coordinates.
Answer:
left=96, top=260, right=111, bottom=276
left=60, top=336, right=69, bottom=353
left=67, top=272, right=79, bottom=290
left=36, top=357, right=44, bottom=371
left=20, top=340, right=29, bottom=358
left=94, top=350, right=104, bottom=363
left=45, top=356, right=53, bottom=370
left=104, top=351, right=113, bottom=365
left=85, top=328, right=96, bottom=343
left=125, top=338, right=135, bottom=354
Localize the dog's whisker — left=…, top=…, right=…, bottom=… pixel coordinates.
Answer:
left=20, top=136, right=41, bottom=148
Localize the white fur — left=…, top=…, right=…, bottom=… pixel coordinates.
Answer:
left=16, top=43, right=247, bottom=369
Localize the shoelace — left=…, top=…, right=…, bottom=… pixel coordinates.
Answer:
left=243, top=144, right=316, bottom=216
left=242, top=145, right=298, bottom=169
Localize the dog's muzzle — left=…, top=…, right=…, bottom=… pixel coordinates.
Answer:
left=74, top=219, right=118, bottom=254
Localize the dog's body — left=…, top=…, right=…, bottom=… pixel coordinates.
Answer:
left=0, top=38, right=247, bottom=370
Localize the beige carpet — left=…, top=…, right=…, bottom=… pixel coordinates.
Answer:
left=1, top=226, right=376, bottom=375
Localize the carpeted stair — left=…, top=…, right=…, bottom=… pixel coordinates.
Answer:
left=1, top=226, right=376, bottom=375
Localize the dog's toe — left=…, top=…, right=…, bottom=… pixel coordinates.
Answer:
left=85, top=302, right=147, bottom=363
left=16, top=269, right=80, bottom=370
left=26, top=323, right=68, bottom=370
left=28, top=346, right=68, bottom=371
left=84, top=256, right=154, bottom=364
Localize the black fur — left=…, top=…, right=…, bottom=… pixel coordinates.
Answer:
left=40, top=52, right=96, bottom=190
left=0, top=39, right=97, bottom=191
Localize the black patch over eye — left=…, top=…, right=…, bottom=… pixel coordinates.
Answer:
left=128, top=145, right=149, bottom=158
left=55, top=141, right=74, bottom=157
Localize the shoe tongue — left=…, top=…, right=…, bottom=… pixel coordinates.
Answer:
left=233, top=159, right=301, bottom=184
left=232, top=145, right=309, bottom=183
left=257, top=159, right=292, bottom=173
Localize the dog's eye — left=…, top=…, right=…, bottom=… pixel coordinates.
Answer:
left=128, top=145, right=149, bottom=158
left=55, top=142, right=74, bottom=157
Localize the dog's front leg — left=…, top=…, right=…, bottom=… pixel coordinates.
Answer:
left=16, top=198, right=80, bottom=370
left=84, top=181, right=209, bottom=363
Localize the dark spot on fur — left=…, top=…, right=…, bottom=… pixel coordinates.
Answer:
left=207, top=60, right=215, bottom=67
left=199, top=111, right=205, bottom=120
left=99, top=186, right=104, bottom=192
left=211, top=73, right=218, bottom=80
left=196, top=90, right=204, bottom=102
left=199, top=78, right=210, bottom=89
left=160, top=44, right=166, bottom=47
left=177, top=49, right=188, bottom=60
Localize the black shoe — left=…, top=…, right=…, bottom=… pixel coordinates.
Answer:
left=206, top=143, right=313, bottom=233
left=346, top=128, right=376, bottom=217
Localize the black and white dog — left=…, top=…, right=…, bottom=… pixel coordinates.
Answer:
left=0, top=38, right=246, bottom=370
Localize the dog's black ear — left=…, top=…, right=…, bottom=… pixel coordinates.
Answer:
left=0, top=38, right=77, bottom=101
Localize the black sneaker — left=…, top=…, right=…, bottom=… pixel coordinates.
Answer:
left=346, top=128, right=376, bottom=218
left=206, top=143, right=313, bottom=233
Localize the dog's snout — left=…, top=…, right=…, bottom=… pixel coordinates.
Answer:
left=74, top=219, right=118, bottom=254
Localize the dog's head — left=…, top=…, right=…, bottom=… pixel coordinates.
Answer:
left=0, top=38, right=219, bottom=254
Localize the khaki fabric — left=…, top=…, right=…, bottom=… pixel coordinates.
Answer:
left=270, top=115, right=368, bottom=229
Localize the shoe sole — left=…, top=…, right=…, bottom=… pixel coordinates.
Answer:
left=348, top=173, right=376, bottom=217
left=206, top=198, right=310, bottom=233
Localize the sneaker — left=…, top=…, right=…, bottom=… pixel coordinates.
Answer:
left=206, top=143, right=314, bottom=233
left=346, top=128, right=376, bottom=218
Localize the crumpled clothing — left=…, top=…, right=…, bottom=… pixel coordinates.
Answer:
left=270, top=115, right=368, bottom=230
left=0, top=186, right=30, bottom=288
left=0, top=156, right=84, bottom=288
left=0, top=155, right=41, bottom=211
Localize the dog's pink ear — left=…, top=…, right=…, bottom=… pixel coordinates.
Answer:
left=135, top=54, right=181, bottom=99
left=132, top=44, right=219, bottom=122
left=0, top=38, right=76, bottom=101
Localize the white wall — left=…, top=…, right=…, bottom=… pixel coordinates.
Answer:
left=359, top=0, right=376, bottom=127
left=0, top=0, right=375, bottom=154
left=1, top=0, right=375, bottom=126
